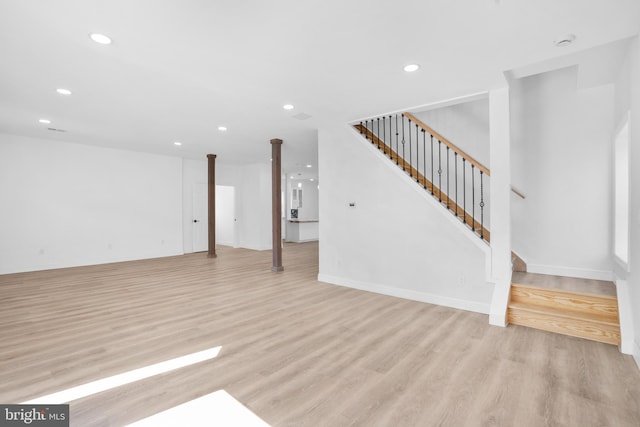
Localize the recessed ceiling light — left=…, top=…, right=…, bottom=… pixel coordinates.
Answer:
left=173, top=141, right=182, bottom=146
left=290, top=176, right=295, bottom=179
left=297, top=183, right=302, bottom=188
left=218, top=126, right=227, bottom=131
left=306, top=164, right=312, bottom=168
left=39, top=119, right=51, bottom=124
left=310, top=178, right=314, bottom=181
left=90, top=33, right=112, bottom=45
left=56, top=88, right=72, bottom=95
left=555, top=34, right=576, bottom=47
left=403, top=64, right=420, bottom=72
left=283, top=104, right=294, bottom=110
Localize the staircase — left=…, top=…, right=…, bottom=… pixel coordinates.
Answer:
left=355, top=111, right=621, bottom=347
left=507, top=274, right=620, bottom=346
left=354, top=112, right=490, bottom=242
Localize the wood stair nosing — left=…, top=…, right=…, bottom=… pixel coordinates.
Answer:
left=353, top=124, right=490, bottom=241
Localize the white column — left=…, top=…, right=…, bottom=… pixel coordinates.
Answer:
left=488, top=87, right=512, bottom=326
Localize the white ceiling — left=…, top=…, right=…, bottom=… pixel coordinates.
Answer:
left=0, top=0, right=638, bottom=176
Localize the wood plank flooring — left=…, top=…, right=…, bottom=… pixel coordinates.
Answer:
left=1, top=242, right=640, bottom=426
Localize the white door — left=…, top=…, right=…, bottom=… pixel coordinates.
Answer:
left=192, top=183, right=208, bottom=252
left=216, top=185, right=236, bottom=247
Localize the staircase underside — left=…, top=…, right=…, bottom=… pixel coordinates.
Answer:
left=507, top=273, right=620, bottom=346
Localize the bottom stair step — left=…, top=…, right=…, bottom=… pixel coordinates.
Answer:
left=507, top=304, right=621, bottom=346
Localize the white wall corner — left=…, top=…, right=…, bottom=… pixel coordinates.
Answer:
left=615, top=279, right=635, bottom=355
left=489, top=279, right=511, bottom=327
left=634, top=340, right=640, bottom=370
left=488, top=86, right=511, bottom=327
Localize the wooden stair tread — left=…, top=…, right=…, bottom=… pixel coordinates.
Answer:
left=510, top=283, right=617, bottom=301
left=509, top=284, right=619, bottom=325
left=507, top=302, right=619, bottom=327
left=507, top=305, right=621, bottom=346
left=511, top=272, right=616, bottom=296
left=508, top=282, right=621, bottom=346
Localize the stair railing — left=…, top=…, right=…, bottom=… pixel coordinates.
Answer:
left=354, top=112, right=490, bottom=242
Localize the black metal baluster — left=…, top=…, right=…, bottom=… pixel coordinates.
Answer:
left=359, top=121, right=363, bottom=135
left=446, top=146, right=450, bottom=210
left=430, top=135, right=434, bottom=195
left=376, top=118, right=380, bottom=150
left=422, top=130, right=427, bottom=189
left=395, top=115, right=399, bottom=165
left=415, top=124, right=420, bottom=182
left=480, top=171, right=485, bottom=241
left=438, top=141, right=442, bottom=203
left=408, top=118, right=412, bottom=177
left=401, top=114, right=406, bottom=171
left=463, top=158, right=466, bottom=226
left=389, top=116, right=393, bottom=159
left=454, top=153, right=458, bottom=217
left=383, top=116, right=387, bottom=156
left=471, top=164, right=476, bottom=233
left=366, top=120, right=371, bottom=143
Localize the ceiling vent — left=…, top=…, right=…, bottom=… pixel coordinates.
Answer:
left=293, top=113, right=312, bottom=120
left=47, top=128, right=67, bottom=133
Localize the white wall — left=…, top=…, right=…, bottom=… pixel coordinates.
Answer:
left=510, top=66, right=614, bottom=280
left=616, top=36, right=640, bottom=366
left=0, top=133, right=183, bottom=274
left=235, top=163, right=272, bottom=250
left=318, top=124, right=493, bottom=314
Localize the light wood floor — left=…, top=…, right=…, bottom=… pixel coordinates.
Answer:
left=1, top=242, right=639, bottom=426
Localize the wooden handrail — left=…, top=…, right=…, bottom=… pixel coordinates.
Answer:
left=511, top=186, right=526, bottom=199
left=403, top=112, right=490, bottom=176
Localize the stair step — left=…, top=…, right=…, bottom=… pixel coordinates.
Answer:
left=507, top=284, right=621, bottom=346
left=507, top=304, right=621, bottom=345
left=510, top=284, right=619, bottom=323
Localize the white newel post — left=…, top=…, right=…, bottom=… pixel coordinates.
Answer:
left=489, top=87, right=512, bottom=326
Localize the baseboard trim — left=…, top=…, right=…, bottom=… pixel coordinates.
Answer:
left=527, top=264, right=613, bottom=281
left=317, top=274, right=490, bottom=315
left=489, top=313, right=507, bottom=327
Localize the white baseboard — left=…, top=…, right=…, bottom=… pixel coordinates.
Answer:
left=634, top=341, right=640, bottom=371
left=489, top=313, right=507, bottom=327
left=527, top=264, right=613, bottom=281
left=237, top=243, right=271, bottom=251
left=317, top=274, right=490, bottom=315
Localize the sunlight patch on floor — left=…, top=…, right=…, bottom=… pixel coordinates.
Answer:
left=127, top=390, right=270, bottom=427
left=22, top=346, right=222, bottom=404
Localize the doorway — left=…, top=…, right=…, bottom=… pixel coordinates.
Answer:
left=192, top=184, right=236, bottom=252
